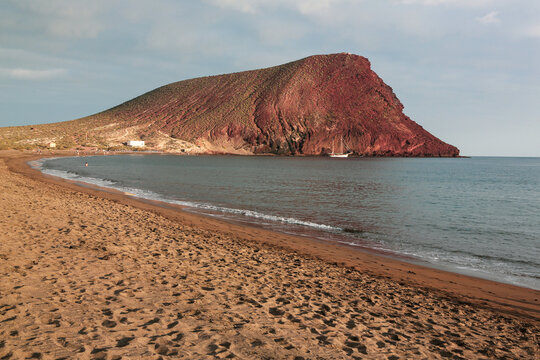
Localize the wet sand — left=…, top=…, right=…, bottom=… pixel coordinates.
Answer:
left=1, top=150, right=538, bottom=359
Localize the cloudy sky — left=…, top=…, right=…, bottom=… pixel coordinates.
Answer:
left=1, top=0, right=539, bottom=156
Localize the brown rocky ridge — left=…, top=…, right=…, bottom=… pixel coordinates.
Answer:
left=0, top=53, right=459, bottom=156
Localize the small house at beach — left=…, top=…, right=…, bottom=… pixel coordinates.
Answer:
left=126, top=140, right=145, bottom=147
left=48, top=142, right=56, bottom=148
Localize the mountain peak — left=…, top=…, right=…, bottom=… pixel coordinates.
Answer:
left=1, top=53, right=459, bottom=156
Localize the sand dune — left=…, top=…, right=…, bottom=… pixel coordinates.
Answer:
left=0, top=151, right=538, bottom=359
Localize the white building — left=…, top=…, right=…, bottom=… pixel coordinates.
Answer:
left=126, top=140, right=145, bottom=147
left=48, top=142, right=56, bottom=148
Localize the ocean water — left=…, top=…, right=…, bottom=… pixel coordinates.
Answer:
left=36, top=155, right=540, bottom=290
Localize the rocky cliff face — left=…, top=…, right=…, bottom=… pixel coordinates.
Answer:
left=11, top=53, right=459, bottom=156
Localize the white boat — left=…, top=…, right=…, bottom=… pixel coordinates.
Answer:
left=329, top=137, right=350, bottom=158
left=329, top=153, right=349, bottom=158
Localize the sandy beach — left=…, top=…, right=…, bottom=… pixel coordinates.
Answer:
left=1, top=151, right=538, bottom=359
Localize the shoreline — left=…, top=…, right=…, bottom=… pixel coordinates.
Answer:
left=1, top=149, right=539, bottom=359
left=25, top=153, right=539, bottom=291
left=6, top=150, right=540, bottom=321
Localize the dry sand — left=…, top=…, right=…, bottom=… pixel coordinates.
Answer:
left=0, top=150, right=538, bottom=359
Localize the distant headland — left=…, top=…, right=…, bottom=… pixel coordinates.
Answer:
left=0, top=53, right=459, bottom=156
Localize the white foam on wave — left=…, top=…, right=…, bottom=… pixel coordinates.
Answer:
left=176, top=203, right=340, bottom=231
left=389, top=247, right=540, bottom=290
left=29, top=157, right=60, bottom=171
left=37, top=160, right=341, bottom=233
left=41, top=168, right=118, bottom=188
left=125, top=189, right=341, bottom=232
left=337, top=240, right=392, bottom=252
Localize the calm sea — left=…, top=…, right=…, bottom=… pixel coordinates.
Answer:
left=35, top=155, right=540, bottom=290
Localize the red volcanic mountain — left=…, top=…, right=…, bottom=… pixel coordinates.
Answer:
left=1, top=53, right=459, bottom=156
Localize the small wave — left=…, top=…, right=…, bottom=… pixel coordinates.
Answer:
left=116, top=186, right=168, bottom=201
left=470, top=252, right=540, bottom=268
left=28, top=157, right=60, bottom=170
left=172, top=202, right=341, bottom=231
left=337, top=240, right=391, bottom=252
left=38, top=165, right=341, bottom=233
left=421, top=246, right=540, bottom=268
left=41, top=168, right=118, bottom=188
left=392, top=247, right=540, bottom=290
left=28, top=160, right=43, bottom=170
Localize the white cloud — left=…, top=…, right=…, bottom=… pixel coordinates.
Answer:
left=520, top=23, right=540, bottom=38
left=207, top=0, right=257, bottom=13
left=296, top=0, right=336, bottom=16
left=0, top=68, right=67, bottom=80
left=206, top=0, right=342, bottom=16
left=476, top=11, right=500, bottom=24
left=47, top=17, right=105, bottom=39
left=399, top=0, right=451, bottom=4
left=257, top=20, right=308, bottom=45
left=7, top=0, right=108, bottom=38
left=397, top=0, right=495, bottom=6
